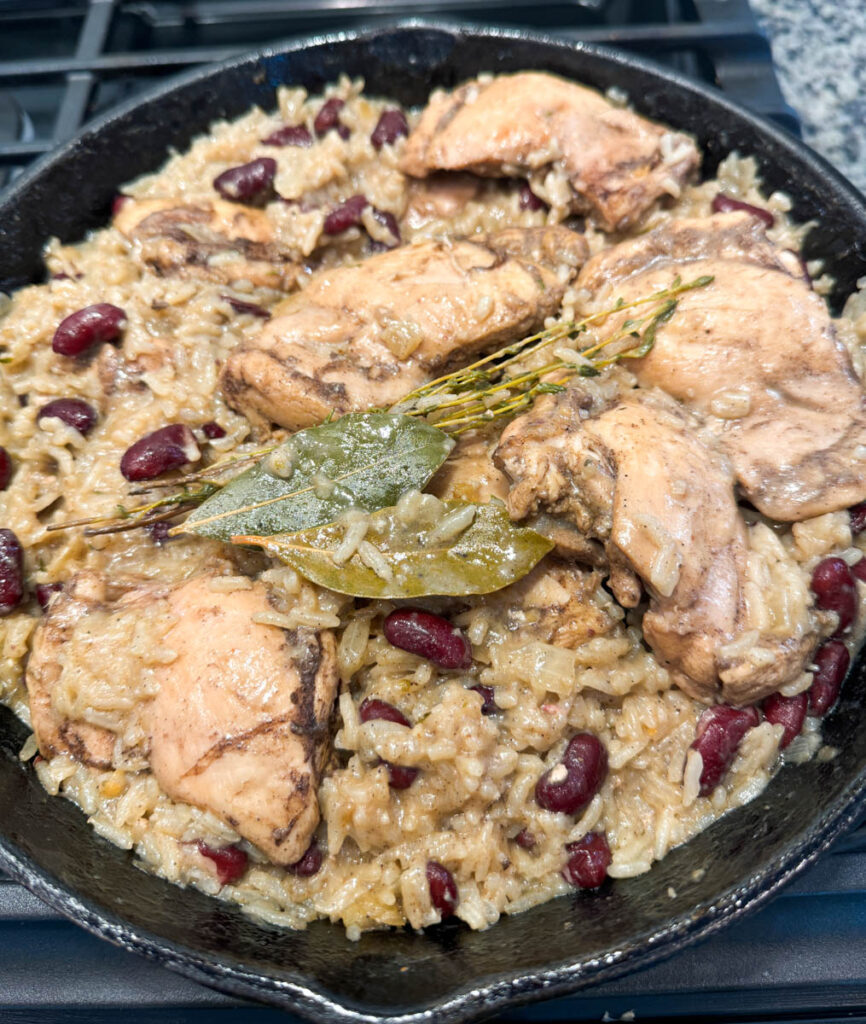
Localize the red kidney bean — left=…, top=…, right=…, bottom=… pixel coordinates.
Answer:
left=368, top=207, right=401, bottom=248
left=785, top=248, right=812, bottom=286
left=111, top=194, right=131, bottom=217
left=371, top=108, right=409, bottom=149
left=470, top=684, right=497, bottom=716
left=562, top=832, right=611, bottom=889
left=287, top=837, right=323, bottom=877
left=691, top=705, right=760, bottom=796
left=323, top=194, right=369, bottom=235
left=762, top=691, right=808, bottom=748
left=196, top=841, right=248, bottom=885
left=519, top=183, right=547, bottom=211
left=383, top=607, right=472, bottom=670
left=0, top=447, right=12, bottom=490
left=314, top=97, right=350, bottom=140
left=426, top=861, right=458, bottom=919
left=52, top=303, right=126, bottom=357
left=359, top=697, right=411, bottom=727
left=35, top=582, right=63, bottom=611
left=147, top=521, right=173, bottom=545
left=535, top=733, right=608, bottom=816
left=201, top=420, right=226, bottom=439
left=852, top=558, right=866, bottom=584
left=711, top=192, right=775, bottom=227
left=812, top=556, right=855, bottom=592
left=120, top=424, right=200, bottom=482
left=262, top=124, right=313, bottom=148
left=809, top=640, right=849, bottom=716
left=37, top=398, right=97, bottom=436
left=383, top=762, right=419, bottom=789
left=850, top=502, right=866, bottom=535
left=514, top=828, right=536, bottom=850
left=0, top=530, right=24, bottom=616
left=220, top=294, right=271, bottom=319
left=811, top=556, right=857, bottom=636
left=213, top=157, right=277, bottom=205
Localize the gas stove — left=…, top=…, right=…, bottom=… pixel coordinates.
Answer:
left=4, top=2, right=864, bottom=1022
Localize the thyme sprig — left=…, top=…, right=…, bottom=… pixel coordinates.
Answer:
left=45, top=484, right=220, bottom=537
left=124, top=444, right=280, bottom=496
left=43, top=274, right=712, bottom=537
left=391, top=274, right=711, bottom=434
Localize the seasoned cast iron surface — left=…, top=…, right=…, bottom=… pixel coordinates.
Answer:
left=1, top=24, right=866, bottom=1024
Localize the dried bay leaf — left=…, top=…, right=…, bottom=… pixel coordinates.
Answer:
left=180, top=413, right=454, bottom=540
left=234, top=501, right=554, bottom=599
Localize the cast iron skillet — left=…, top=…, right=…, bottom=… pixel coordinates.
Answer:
left=2, top=23, right=866, bottom=1024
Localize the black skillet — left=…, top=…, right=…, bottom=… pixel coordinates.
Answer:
left=1, top=23, right=866, bottom=1024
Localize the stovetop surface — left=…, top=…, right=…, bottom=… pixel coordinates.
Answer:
left=3, top=2, right=862, bottom=1022
left=3, top=815, right=866, bottom=1022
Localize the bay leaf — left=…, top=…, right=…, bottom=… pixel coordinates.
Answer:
left=233, top=501, right=554, bottom=599
left=181, top=413, right=454, bottom=540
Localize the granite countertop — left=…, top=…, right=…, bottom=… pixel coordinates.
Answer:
left=751, top=0, right=865, bottom=194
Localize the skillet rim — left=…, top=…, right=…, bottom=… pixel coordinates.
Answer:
left=2, top=19, right=866, bottom=1023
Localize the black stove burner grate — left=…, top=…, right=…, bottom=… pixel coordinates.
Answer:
left=0, top=0, right=799, bottom=176
left=2, top=2, right=847, bottom=1022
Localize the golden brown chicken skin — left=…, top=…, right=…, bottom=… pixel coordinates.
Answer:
left=401, top=72, right=699, bottom=231
left=495, top=388, right=818, bottom=704
left=220, top=225, right=588, bottom=432
left=26, top=573, right=120, bottom=770
left=26, top=572, right=338, bottom=865
left=578, top=212, right=866, bottom=521
left=114, top=197, right=299, bottom=290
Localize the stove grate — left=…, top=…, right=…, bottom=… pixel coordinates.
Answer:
left=0, top=0, right=799, bottom=173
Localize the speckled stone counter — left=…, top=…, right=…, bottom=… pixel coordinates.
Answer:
left=752, top=0, right=866, bottom=194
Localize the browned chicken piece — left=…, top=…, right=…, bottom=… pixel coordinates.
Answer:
left=403, top=173, right=484, bottom=232
left=495, top=388, right=818, bottom=704
left=524, top=514, right=607, bottom=568
left=26, top=573, right=338, bottom=865
left=114, top=197, right=298, bottom=290
left=401, top=73, right=699, bottom=232
left=147, top=577, right=337, bottom=865
left=428, top=433, right=511, bottom=504
left=482, top=558, right=611, bottom=651
left=27, top=573, right=118, bottom=770
left=578, top=212, right=866, bottom=521
left=221, top=225, right=588, bottom=431
left=428, top=432, right=605, bottom=564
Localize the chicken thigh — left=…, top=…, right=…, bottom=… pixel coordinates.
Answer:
left=114, top=197, right=298, bottom=290
left=401, top=72, right=699, bottom=231
left=577, top=211, right=866, bottom=521
left=495, top=388, right=818, bottom=704
left=221, top=225, right=587, bottom=431
left=26, top=572, right=338, bottom=865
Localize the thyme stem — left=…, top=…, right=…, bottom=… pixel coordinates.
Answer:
left=398, top=276, right=711, bottom=434
left=44, top=274, right=712, bottom=537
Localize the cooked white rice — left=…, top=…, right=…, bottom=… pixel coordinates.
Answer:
left=1, top=75, right=865, bottom=937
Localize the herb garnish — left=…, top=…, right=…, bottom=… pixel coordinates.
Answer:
left=392, top=275, right=711, bottom=433
left=43, top=273, right=712, bottom=600
left=234, top=500, right=553, bottom=599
